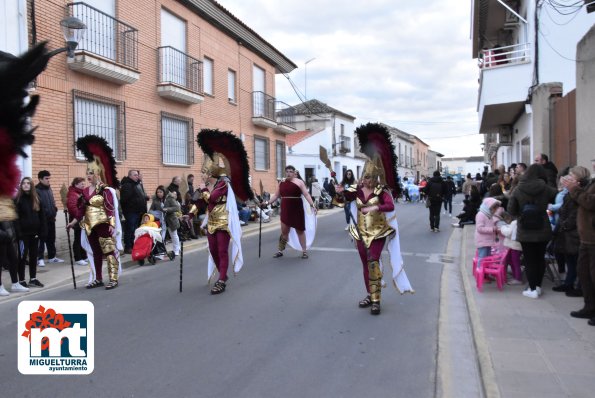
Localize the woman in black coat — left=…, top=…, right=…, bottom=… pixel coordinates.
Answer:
left=14, top=177, right=47, bottom=288
left=0, top=220, right=30, bottom=295
left=507, top=164, right=557, bottom=299
left=551, top=192, right=581, bottom=292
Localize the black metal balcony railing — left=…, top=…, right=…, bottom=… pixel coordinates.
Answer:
left=253, top=91, right=275, bottom=120
left=69, top=2, right=138, bottom=69
left=158, top=46, right=203, bottom=94
left=275, top=101, right=296, bottom=128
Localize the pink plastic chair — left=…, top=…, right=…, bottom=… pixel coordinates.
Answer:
left=474, top=249, right=510, bottom=292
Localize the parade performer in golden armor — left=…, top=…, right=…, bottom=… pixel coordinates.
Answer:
left=75, top=135, right=123, bottom=290
left=197, top=129, right=252, bottom=295
left=337, top=123, right=413, bottom=315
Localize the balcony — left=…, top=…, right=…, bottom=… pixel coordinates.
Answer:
left=338, top=135, right=351, bottom=154
left=477, top=44, right=533, bottom=132
left=67, top=2, right=139, bottom=84
left=157, top=46, right=204, bottom=104
left=252, top=91, right=277, bottom=129
left=273, top=101, right=297, bottom=135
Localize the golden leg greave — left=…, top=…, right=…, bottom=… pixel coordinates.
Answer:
left=106, top=255, right=119, bottom=283
left=368, top=260, right=383, bottom=303
left=98, top=236, right=116, bottom=254
left=278, top=235, right=288, bottom=252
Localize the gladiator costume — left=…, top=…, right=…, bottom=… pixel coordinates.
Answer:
left=346, top=123, right=413, bottom=315
left=274, top=179, right=317, bottom=257
left=0, top=43, right=49, bottom=292
left=76, top=135, right=123, bottom=290
left=197, top=129, right=252, bottom=295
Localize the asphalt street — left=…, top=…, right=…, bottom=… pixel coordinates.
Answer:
left=0, top=202, right=455, bottom=398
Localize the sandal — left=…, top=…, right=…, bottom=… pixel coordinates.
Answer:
left=167, top=251, right=175, bottom=261
left=86, top=280, right=104, bottom=289
left=301, top=252, right=309, bottom=259
left=210, top=280, right=226, bottom=295
left=273, top=251, right=283, bottom=258
left=370, top=302, right=381, bottom=315
left=358, top=295, right=372, bottom=308
left=105, top=281, right=118, bottom=290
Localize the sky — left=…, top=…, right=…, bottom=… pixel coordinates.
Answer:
left=218, top=0, right=484, bottom=158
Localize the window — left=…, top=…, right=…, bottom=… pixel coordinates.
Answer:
left=275, top=141, right=286, bottom=179
left=254, top=136, right=269, bottom=171
left=228, top=69, right=236, bottom=102
left=340, top=124, right=344, bottom=135
left=203, top=57, right=213, bottom=95
left=161, top=112, right=194, bottom=165
left=73, top=90, right=125, bottom=161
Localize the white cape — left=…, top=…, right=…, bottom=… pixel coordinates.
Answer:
left=206, top=182, right=243, bottom=283
left=80, top=187, right=124, bottom=284
left=349, top=199, right=413, bottom=294
left=288, top=197, right=317, bottom=250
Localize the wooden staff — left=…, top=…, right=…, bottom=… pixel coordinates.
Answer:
left=59, top=184, right=77, bottom=289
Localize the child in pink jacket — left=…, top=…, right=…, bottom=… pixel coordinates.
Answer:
left=474, top=197, right=502, bottom=270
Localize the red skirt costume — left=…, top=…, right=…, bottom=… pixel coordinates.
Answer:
left=279, top=180, right=305, bottom=231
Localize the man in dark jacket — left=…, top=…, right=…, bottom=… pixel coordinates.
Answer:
left=36, top=170, right=62, bottom=266
left=424, top=171, right=447, bottom=232
left=535, top=153, right=559, bottom=188
left=120, top=169, right=148, bottom=253
left=563, top=165, right=595, bottom=325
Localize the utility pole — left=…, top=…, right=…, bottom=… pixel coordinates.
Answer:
left=304, top=57, right=316, bottom=100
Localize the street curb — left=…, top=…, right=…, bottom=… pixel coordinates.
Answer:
left=459, top=226, right=500, bottom=398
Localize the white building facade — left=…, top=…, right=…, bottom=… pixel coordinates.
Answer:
left=286, top=99, right=365, bottom=184
left=471, top=0, right=594, bottom=167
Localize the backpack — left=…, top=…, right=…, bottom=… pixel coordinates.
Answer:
left=519, top=201, right=544, bottom=230
left=427, top=181, right=443, bottom=202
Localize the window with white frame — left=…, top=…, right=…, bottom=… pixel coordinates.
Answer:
left=161, top=112, right=194, bottom=166
left=228, top=69, right=236, bottom=102
left=254, top=136, right=269, bottom=171
left=73, top=90, right=125, bottom=160
left=203, top=57, right=213, bottom=95
left=275, top=141, right=286, bottom=179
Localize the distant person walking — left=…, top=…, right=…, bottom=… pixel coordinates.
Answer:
left=424, top=171, right=447, bottom=232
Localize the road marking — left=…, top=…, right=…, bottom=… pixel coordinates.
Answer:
left=308, top=247, right=457, bottom=264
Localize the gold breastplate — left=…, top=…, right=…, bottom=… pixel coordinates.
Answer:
left=349, top=193, right=393, bottom=247
left=83, top=193, right=109, bottom=235
left=207, top=195, right=229, bottom=234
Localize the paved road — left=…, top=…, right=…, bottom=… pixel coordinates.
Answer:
left=0, top=203, right=456, bottom=398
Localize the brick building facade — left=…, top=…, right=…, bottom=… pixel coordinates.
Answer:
left=28, top=0, right=296, bottom=197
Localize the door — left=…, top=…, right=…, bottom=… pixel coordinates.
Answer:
left=73, top=0, right=116, bottom=60
left=161, top=9, right=186, bottom=86
left=253, top=65, right=267, bottom=117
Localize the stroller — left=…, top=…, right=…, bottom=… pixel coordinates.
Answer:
left=319, top=189, right=333, bottom=209
left=132, top=214, right=174, bottom=265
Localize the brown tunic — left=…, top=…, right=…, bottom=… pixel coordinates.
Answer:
left=279, top=180, right=305, bottom=231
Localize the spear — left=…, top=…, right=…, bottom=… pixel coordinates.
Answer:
left=59, top=183, right=76, bottom=289
left=258, top=180, right=265, bottom=258
left=179, top=240, right=184, bottom=293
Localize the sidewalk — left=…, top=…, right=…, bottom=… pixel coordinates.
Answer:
left=0, top=207, right=341, bottom=300
left=458, top=225, right=595, bottom=398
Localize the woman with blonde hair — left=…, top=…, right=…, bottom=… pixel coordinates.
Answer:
left=14, top=177, right=47, bottom=288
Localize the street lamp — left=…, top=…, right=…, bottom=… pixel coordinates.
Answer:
left=304, top=57, right=316, bottom=100
left=48, top=16, right=87, bottom=58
